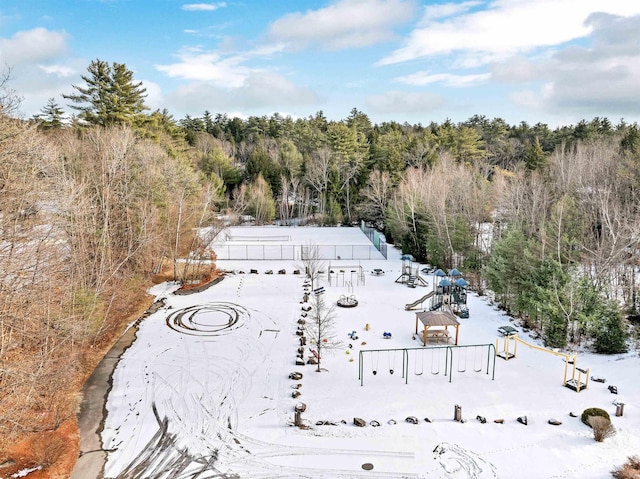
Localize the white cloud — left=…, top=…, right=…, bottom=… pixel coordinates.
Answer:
left=39, top=64, right=76, bottom=77
left=165, top=71, right=318, bottom=116
left=366, top=90, right=446, bottom=114
left=140, top=80, right=164, bottom=111
left=155, top=49, right=250, bottom=87
left=371, top=1, right=640, bottom=122
left=420, top=1, right=481, bottom=23
left=0, top=27, right=69, bottom=66
left=181, top=3, right=226, bottom=12
left=154, top=41, right=287, bottom=86
left=506, top=13, right=640, bottom=117
left=378, top=0, right=640, bottom=66
left=491, top=55, right=545, bottom=83
left=236, top=71, right=319, bottom=108
left=0, top=28, right=81, bottom=117
left=267, top=0, right=417, bottom=50
left=13, top=62, right=81, bottom=118
left=397, top=71, right=490, bottom=87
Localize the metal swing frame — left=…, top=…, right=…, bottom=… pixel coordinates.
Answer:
left=358, top=344, right=496, bottom=386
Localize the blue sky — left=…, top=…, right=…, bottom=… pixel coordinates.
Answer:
left=2, top=0, right=640, bottom=126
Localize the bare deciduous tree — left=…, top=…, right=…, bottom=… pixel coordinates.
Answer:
left=359, top=169, right=393, bottom=223
left=0, top=66, right=23, bottom=116
left=304, top=293, right=341, bottom=372
left=304, top=146, right=332, bottom=221
left=298, top=243, right=326, bottom=291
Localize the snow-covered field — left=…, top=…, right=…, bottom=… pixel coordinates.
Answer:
left=102, top=226, right=640, bottom=479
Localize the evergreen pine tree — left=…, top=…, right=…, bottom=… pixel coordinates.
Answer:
left=593, top=302, right=628, bottom=354
left=524, top=137, right=547, bottom=171
left=33, top=97, right=66, bottom=129
left=64, top=59, right=147, bottom=126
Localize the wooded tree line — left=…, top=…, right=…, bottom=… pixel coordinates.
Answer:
left=0, top=63, right=223, bottom=448
left=176, top=97, right=638, bottom=355
left=1, top=60, right=638, bottom=449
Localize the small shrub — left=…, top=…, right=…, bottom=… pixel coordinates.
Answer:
left=581, top=407, right=610, bottom=427
left=612, top=455, right=640, bottom=479
left=588, top=416, right=614, bottom=442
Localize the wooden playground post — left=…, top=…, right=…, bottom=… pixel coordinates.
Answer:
left=495, top=335, right=516, bottom=361
left=498, top=334, right=589, bottom=392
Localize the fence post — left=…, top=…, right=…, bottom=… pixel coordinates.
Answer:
left=404, top=349, right=408, bottom=385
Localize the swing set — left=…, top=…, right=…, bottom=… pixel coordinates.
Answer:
left=358, top=344, right=496, bottom=386
left=496, top=333, right=589, bottom=392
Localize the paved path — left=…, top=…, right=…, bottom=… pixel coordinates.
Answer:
left=71, top=321, right=141, bottom=479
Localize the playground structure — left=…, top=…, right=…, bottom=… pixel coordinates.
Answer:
left=496, top=333, right=589, bottom=392
left=414, top=310, right=460, bottom=345
left=328, top=263, right=365, bottom=287
left=358, top=344, right=496, bottom=386
left=404, top=268, right=469, bottom=318
left=395, top=255, right=428, bottom=288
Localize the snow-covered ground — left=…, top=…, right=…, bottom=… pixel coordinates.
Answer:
left=101, top=226, right=639, bottom=479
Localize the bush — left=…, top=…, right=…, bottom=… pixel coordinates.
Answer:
left=588, top=416, right=614, bottom=442
left=581, top=407, right=610, bottom=427
left=593, top=303, right=628, bottom=354
left=612, top=455, right=640, bottom=479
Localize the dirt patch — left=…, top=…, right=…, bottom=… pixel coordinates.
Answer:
left=1, top=419, right=78, bottom=479
left=174, top=275, right=224, bottom=295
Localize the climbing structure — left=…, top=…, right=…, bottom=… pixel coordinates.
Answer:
left=395, top=254, right=428, bottom=287
left=428, top=268, right=469, bottom=318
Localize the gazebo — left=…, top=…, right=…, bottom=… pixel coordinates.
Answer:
left=414, top=310, right=460, bottom=346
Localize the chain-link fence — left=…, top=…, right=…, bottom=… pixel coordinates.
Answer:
left=213, top=243, right=383, bottom=260
left=360, top=221, right=388, bottom=259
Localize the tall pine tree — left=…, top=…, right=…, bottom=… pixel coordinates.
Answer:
left=64, top=59, right=147, bottom=126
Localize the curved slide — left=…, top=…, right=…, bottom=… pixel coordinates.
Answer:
left=405, top=290, right=435, bottom=310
